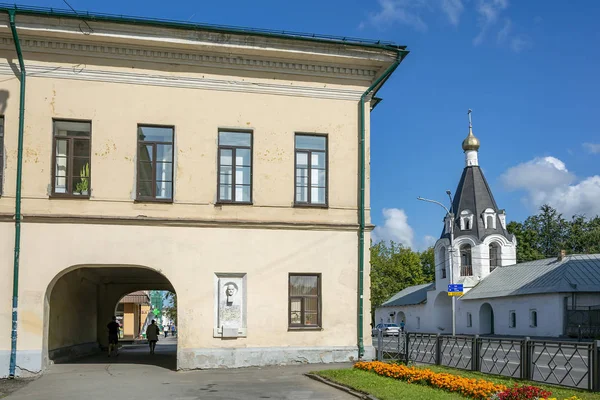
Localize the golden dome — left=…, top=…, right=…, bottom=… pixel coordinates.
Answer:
left=462, top=127, right=480, bottom=152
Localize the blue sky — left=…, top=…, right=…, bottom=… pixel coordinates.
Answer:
left=19, top=0, right=600, bottom=249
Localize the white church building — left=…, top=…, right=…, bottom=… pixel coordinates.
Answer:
left=375, top=114, right=600, bottom=338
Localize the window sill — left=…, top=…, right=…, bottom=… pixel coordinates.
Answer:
left=215, top=201, right=253, bottom=206
left=134, top=198, right=173, bottom=204
left=50, top=194, right=91, bottom=200
left=288, top=326, right=323, bottom=332
left=293, top=203, right=329, bottom=209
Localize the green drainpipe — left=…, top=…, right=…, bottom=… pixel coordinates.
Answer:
left=358, top=50, right=408, bottom=358
left=8, top=9, right=26, bottom=378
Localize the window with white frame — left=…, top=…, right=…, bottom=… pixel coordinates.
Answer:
left=467, top=312, right=472, bottom=327
left=439, top=247, right=447, bottom=279
left=489, top=243, right=501, bottom=272
left=530, top=309, right=537, bottom=327
left=509, top=310, right=516, bottom=328
left=482, top=208, right=497, bottom=229
left=460, top=210, right=474, bottom=230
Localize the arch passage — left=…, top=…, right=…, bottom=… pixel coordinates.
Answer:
left=479, top=303, right=494, bottom=335
left=44, top=266, right=175, bottom=366
left=433, top=292, right=452, bottom=332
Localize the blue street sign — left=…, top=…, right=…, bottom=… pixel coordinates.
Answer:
left=448, top=284, right=463, bottom=292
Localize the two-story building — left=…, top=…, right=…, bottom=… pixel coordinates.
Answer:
left=0, top=6, right=407, bottom=376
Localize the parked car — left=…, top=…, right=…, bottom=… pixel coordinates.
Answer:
left=372, top=323, right=401, bottom=337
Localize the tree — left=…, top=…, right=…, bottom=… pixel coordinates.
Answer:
left=507, top=220, right=544, bottom=262
left=163, top=291, right=177, bottom=325
left=370, top=241, right=426, bottom=316
left=419, top=247, right=435, bottom=283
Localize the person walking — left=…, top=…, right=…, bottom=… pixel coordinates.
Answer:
left=146, top=319, right=160, bottom=355
left=163, top=324, right=169, bottom=338
left=171, top=323, right=176, bottom=338
left=107, top=316, right=120, bottom=357
left=400, top=320, right=405, bottom=333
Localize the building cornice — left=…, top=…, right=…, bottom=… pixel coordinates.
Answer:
left=0, top=213, right=376, bottom=232
left=0, top=60, right=365, bottom=101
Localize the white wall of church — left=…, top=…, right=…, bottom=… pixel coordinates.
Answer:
left=458, top=294, right=564, bottom=337
left=374, top=304, right=427, bottom=332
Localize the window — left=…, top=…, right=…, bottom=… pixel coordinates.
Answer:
left=482, top=208, right=497, bottom=229
left=218, top=131, right=252, bottom=203
left=509, top=311, right=516, bottom=328
left=530, top=310, right=537, bottom=327
left=489, top=243, right=501, bottom=272
left=137, top=125, right=174, bottom=201
left=467, top=312, right=472, bottom=327
left=289, top=274, right=321, bottom=328
left=439, top=247, right=447, bottom=279
left=0, top=117, right=3, bottom=195
left=460, top=244, right=473, bottom=276
left=52, top=120, right=91, bottom=197
left=460, top=210, right=473, bottom=230
left=295, top=134, right=327, bottom=206
left=416, top=317, right=421, bottom=329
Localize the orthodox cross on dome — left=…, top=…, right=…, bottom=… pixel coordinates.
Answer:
left=462, top=108, right=480, bottom=166
left=468, top=108, right=472, bottom=129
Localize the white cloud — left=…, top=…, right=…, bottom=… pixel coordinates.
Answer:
left=583, top=143, right=600, bottom=154
left=497, top=18, right=511, bottom=43
left=422, top=235, right=437, bottom=248
left=441, top=0, right=465, bottom=26
left=501, top=156, right=600, bottom=218
left=363, top=0, right=464, bottom=31
left=372, top=208, right=415, bottom=248
left=510, top=35, right=533, bottom=53
left=473, top=0, right=508, bottom=46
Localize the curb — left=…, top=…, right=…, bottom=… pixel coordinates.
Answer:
left=304, top=373, right=379, bottom=400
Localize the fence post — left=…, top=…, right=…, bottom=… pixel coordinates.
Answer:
left=436, top=334, right=442, bottom=366
left=593, top=340, right=599, bottom=392
left=405, top=333, right=410, bottom=364
left=521, top=337, right=530, bottom=380
left=472, top=335, right=479, bottom=372
left=377, top=329, right=383, bottom=361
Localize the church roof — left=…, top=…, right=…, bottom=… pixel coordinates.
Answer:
left=380, top=282, right=435, bottom=307
left=461, top=254, right=600, bottom=300
left=441, top=165, right=513, bottom=242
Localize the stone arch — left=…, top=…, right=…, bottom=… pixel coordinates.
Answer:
left=42, top=264, right=177, bottom=369
left=479, top=303, right=494, bottom=335
left=395, top=311, right=406, bottom=328
left=433, top=292, right=452, bottom=332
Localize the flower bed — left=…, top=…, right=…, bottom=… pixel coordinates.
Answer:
left=354, top=361, right=507, bottom=400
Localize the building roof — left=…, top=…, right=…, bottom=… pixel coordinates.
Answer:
left=461, top=254, right=600, bottom=300
left=440, top=165, right=513, bottom=242
left=380, top=283, right=434, bottom=307
left=120, top=291, right=150, bottom=304
left=0, top=3, right=406, bottom=52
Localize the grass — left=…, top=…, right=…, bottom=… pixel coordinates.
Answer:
left=315, top=369, right=465, bottom=400
left=314, top=364, right=600, bottom=400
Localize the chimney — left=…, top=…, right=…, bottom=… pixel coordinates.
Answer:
left=558, top=250, right=566, bottom=261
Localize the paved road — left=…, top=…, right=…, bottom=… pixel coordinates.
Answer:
left=378, top=335, right=591, bottom=389
left=7, top=339, right=354, bottom=400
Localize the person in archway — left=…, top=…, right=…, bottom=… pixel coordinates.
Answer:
left=107, top=316, right=120, bottom=357
left=400, top=320, right=405, bottom=333
left=146, top=319, right=160, bottom=354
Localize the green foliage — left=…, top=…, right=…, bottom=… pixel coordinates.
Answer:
left=508, top=204, right=600, bottom=261
left=370, top=241, right=430, bottom=317
left=419, top=247, right=435, bottom=283
left=163, top=291, right=177, bottom=325
left=75, top=162, right=89, bottom=194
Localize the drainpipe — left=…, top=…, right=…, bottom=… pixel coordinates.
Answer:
left=7, top=9, right=26, bottom=378
left=358, top=50, right=407, bottom=358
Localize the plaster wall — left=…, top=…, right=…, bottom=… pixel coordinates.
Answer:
left=0, top=222, right=371, bottom=376
left=458, top=294, right=564, bottom=337
left=567, top=293, right=600, bottom=308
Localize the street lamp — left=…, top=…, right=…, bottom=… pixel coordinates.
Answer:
left=417, top=194, right=456, bottom=336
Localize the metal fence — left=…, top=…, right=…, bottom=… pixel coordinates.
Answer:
left=375, top=331, right=600, bottom=391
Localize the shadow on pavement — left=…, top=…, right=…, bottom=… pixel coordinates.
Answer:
left=56, top=338, right=177, bottom=371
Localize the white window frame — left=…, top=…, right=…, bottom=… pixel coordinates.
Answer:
left=509, top=310, right=516, bottom=328
left=460, top=210, right=474, bottom=230
left=530, top=309, right=538, bottom=328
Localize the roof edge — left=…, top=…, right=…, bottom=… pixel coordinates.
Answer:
left=0, top=3, right=407, bottom=52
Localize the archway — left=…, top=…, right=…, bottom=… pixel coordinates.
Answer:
left=43, top=265, right=177, bottom=370
left=433, top=292, right=452, bottom=332
left=479, top=303, right=494, bottom=335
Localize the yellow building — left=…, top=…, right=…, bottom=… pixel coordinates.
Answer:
left=0, top=6, right=407, bottom=376
left=116, top=291, right=150, bottom=340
